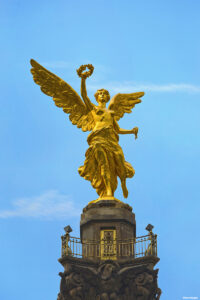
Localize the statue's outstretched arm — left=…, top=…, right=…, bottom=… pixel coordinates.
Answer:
left=76, top=64, right=94, bottom=112
left=81, top=78, right=93, bottom=111
left=114, top=119, right=138, bottom=139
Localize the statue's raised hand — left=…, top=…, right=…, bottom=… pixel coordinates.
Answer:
left=77, top=64, right=94, bottom=79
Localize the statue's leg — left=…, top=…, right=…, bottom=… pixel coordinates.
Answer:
left=116, top=155, right=128, bottom=198
left=121, top=179, right=128, bottom=198
left=95, top=146, right=113, bottom=197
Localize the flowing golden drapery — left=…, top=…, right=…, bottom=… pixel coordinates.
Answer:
left=30, top=60, right=143, bottom=200
left=78, top=126, right=135, bottom=198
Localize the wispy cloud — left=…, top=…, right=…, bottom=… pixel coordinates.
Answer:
left=0, top=190, right=80, bottom=219
left=88, top=82, right=200, bottom=94
left=41, top=61, right=70, bottom=69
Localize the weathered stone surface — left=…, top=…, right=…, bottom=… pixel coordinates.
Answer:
left=80, top=200, right=136, bottom=244
left=58, top=256, right=161, bottom=300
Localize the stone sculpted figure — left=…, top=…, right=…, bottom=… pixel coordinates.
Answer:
left=30, top=60, right=144, bottom=200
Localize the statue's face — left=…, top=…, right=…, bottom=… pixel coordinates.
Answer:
left=97, top=90, right=109, bottom=104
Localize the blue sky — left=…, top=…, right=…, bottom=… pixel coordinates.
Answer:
left=1, top=0, right=200, bottom=299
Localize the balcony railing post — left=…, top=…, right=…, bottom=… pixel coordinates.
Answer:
left=150, top=231, right=153, bottom=255
left=155, top=234, right=157, bottom=256
left=61, top=235, right=64, bottom=257
left=66, top=232, right=70, bottom=255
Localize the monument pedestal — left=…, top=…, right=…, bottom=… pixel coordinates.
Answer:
left=57, top=200, right=161, bottom=300
left=80, top=200, right=136, bottom=261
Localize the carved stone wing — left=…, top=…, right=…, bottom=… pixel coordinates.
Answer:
left=108, top=92, right=144, bottom=120
left=30, top=59, right=94, bottom=132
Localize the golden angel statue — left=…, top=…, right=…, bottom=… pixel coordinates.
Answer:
left=30, top=60, right=144, bottom=200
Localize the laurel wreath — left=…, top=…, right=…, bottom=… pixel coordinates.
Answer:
left=77, top=64, right=94, bottom=79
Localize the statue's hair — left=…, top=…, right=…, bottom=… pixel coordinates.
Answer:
left=94, top=89, right=110, bottom=103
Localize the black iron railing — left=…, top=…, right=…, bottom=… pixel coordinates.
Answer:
left=61, top=233, right=157, bottom=260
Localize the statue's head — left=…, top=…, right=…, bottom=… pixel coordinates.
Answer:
left=94, top=89, right=110, bottom=104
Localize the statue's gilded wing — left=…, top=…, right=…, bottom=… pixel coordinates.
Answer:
left=108, top=92, right=144, bottom=120
left=30, top=59, right=94, bottom=132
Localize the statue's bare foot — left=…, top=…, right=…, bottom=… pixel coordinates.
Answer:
left=121, top=180, right=128, bottom=198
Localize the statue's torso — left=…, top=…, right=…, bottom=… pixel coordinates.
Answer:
left=92, top=107, right=115, bottom=132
